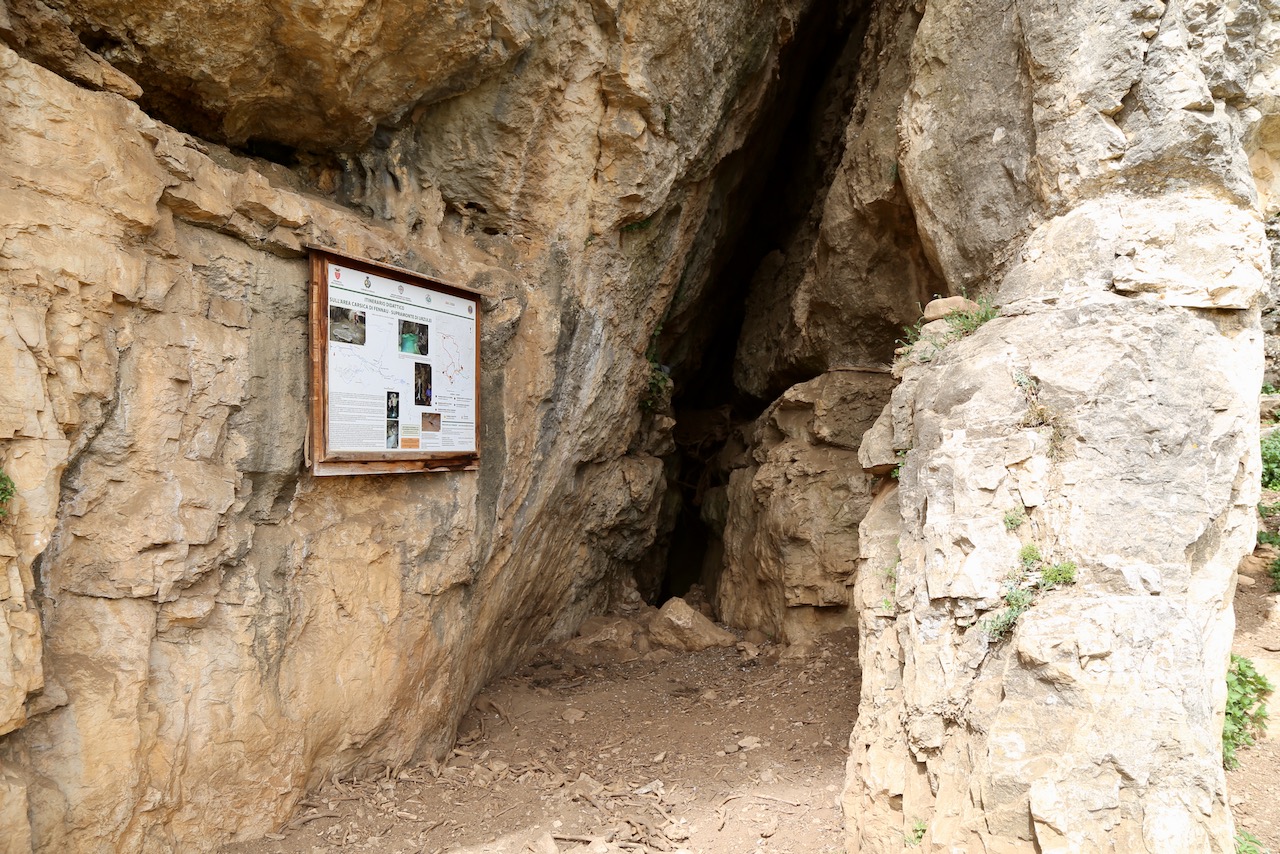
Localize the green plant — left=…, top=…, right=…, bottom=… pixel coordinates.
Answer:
left=1236, top=829, right=1270, bottom=854
left=895, top=292, right=999, bottom=368
left=891, top=449, right=908, bottom=480
left=620, top=215, right=654, bottom=233
left=983, top=542, right=1077, bottom=641
left=1259, top=502, right=1280, bottom=518
left=1040, top=561, right=1077, bottom=587
left=1004, top=508, right=1027, bottom=531
left=1224, top=654, right=1273, bottom=770
left=640, top=358, right=672, bottom=412
left=1262, top=432, right=1280, bottom=491
left=1269, top=557, right=1280, bottom=594
left=943, top=294, right=999, bottom=337
left=0, top=469, right=13, bottom=518
left=1264, top=383, right=1279, bottom=396
left=905, top=818, right=927, bottom=846
left=1259, top=531, right=1280, bottom=547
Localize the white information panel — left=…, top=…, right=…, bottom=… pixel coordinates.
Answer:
left=325, top=262, right=478, bottom=455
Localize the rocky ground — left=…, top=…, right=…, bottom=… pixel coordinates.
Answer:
left=220, top=540, right=1280, bottom=854
left=1229, top=490, right=1280, bottom=852
left=223, top=594, right=858, bottom=854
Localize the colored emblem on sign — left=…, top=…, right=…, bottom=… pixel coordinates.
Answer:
left=467, top=305, right=474, bottom=315
left=334, top=269, right=341, bottom=280
left=364, top=277, right=372, bottom=288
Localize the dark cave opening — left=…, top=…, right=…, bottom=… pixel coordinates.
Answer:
left=649, top=0, right=875, bottom=606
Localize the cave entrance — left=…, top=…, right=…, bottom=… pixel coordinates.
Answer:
left=642, top=0, right=876, bottom=613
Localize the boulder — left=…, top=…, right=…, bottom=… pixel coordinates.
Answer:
left=921, top=295, right=980, bottom=322
left=647, top=598, right=736, bottom=651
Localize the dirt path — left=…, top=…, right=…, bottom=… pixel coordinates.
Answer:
left=225, top=535, right=1280, bottom=854
left=224, top=626, right=860, bottom=854
left=1228, top=524, right=1280, bottom=851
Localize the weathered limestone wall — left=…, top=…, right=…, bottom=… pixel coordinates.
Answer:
left=715, top=370, right=894, bottom=642
left=0, top=0, right=817, bottom=847
left=842, top=0, right=1274, bottom=851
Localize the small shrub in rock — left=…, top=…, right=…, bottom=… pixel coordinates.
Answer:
left=983, top=542, right=1077, bottom=642
left=1003, top=508, right=1026, bottom=531
left=1223, top=654, right=1273, bottom=770
left=0, top=469, right=13, bottom=518
left=905, top=818, right=927, bottom=847
left=1258, top=531, right=1280, bottom=547
left=890, top=449, right=908, bottom=480
left=1040, top=561, right=1076, bottom=588
left=1262, top=433, right=1280, bottom=490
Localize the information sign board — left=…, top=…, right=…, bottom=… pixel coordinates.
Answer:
left=308, top=247, right=480, bottom=475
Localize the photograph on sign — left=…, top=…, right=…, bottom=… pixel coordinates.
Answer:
left=308, top=248, right=481, bottom=474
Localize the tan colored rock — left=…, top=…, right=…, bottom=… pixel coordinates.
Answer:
left=920, top=295, right=979, bottom=322
left=0, top=0, right=817, bottom=844
left=450, top=829, right=561, bottom=854
left=716, top=370, right=893, bottom=642
left=564, top=616, right=639, bottom=655
left=647, top=598, right=735, bottom=651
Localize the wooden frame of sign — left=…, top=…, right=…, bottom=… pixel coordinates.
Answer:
left=307, top=246, right=481, bottom=476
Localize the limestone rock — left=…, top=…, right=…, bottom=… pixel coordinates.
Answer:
left=716, top=370, right=893, bottom=642
left=0, top=0, right=814, bottom=843
left=42, top=0, right=552, bottom=150
left=920, top=296, right=979, bottom=322
left=564, top=616, right=639, bottom=655
left=647, top=598, right=735, bottom=651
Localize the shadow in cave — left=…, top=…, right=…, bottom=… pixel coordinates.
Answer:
left=649, top=0, right=875, bottom=608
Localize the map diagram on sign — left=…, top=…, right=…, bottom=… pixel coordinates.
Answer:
left=435, top=330, right=473, bottom=385
left=331, top=347, right=406, bottom=389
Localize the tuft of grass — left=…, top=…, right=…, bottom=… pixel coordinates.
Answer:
left=1003, top=508, right=1027, bottom=531
left=1224, top=654, right=1273, bottom=770
left=1262, top=432, right=1280, bottom=490
left=1018, top=543, right=1043, bottom=569
left=895, top=292, right=998, bottom=368
left=1269, top=557, right=1280, bottom=594
left=944, top=294, right=999, bottom=337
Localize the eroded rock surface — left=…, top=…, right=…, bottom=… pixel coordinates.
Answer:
left=0, top=0, right=816, bottom=846
left=0, top=0, right=1275, bottom=850
left=840, top=0, right=1271, bottom=850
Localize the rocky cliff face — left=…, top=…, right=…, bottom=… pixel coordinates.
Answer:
left=835, top=0, right=1274, bottom=850
left=0, top=0, right=1274, bottom=852
left=0, top=0, right=827, bottom=848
